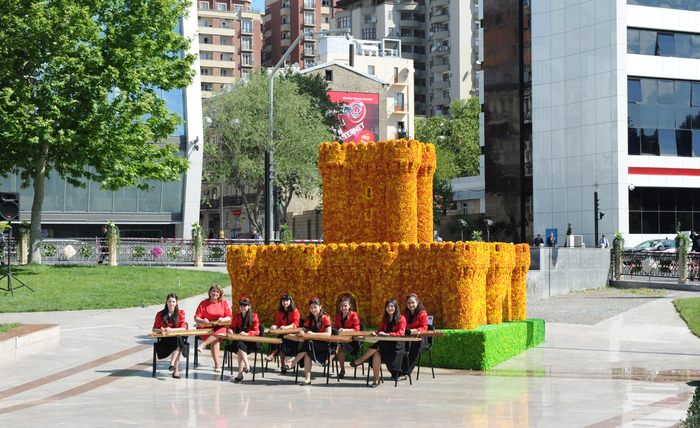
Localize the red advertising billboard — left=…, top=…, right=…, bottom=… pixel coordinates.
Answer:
left=328, top=92, right=380, bottom=144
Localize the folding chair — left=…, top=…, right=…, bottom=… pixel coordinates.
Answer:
left=152, top=326, right=190, bottom=378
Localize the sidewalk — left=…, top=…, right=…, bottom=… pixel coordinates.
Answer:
left=0, top=286, right=698, bottom=427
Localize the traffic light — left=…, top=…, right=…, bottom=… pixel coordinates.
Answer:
left=274, top=185, right=281, bottom=206
left=595, top=197, right=600, bottom=214
left=599, top=212, right=605, bottom=220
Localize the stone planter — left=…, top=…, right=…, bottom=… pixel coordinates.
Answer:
left=108, top=240, right=118, bottom=266
left=18, top=234, right=28, bottom=265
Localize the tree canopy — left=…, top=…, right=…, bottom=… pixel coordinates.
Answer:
left=202, top=71, right=333, bottom=235
left=0, top=0, right=196, bottom=262
left=415, top=96, right=481, bottom=225
left=283, top=67, right=345, bottom=136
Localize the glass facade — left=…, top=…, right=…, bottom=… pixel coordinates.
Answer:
left=628, top=78, right=700, bottom=157
left=628, top=28, right=700, bottom=59
left=629, top=187, right=700, bottom=234
left=627, top=0, right=700, bottom=11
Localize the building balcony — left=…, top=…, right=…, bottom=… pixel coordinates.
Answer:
left=265, top=29, right=271, bottom=38
left=400, top=19, right=425, bottom=29
left=395, top=1, right=424, bottom=12
left=282, top=38, right=291, bottom=47
left=200, top=59, right=236, bottom=68
left=401, top=52, right=425, bottom=60
left=431, top=0, right=449, bottom=7
left=432, top=80, right=450, bottom=90
left=203, top=44, right=236, bottom=53
left=303, top=2, right=316, bottom=10
left=431, top=45, right=450, bottom=56
left=362, top=22, right=377, bottom=29
left=264, top=44, right=272, bottom=53
left=433, top=30, right=449, bottom=40
left=414, top=69, right=425, bottom=77
left=201, top=75, right=236, bottom=84
left=241, top=61, right=254, bottom=68
left=320, top=23, right=330, bottom=31
left=414, top=86, right=426, bottom=93
left=432, top=63, right=450, bottom=73
left=198, top=26, right=236, bottom=37
left=430, top=13, right=450, bottom=24
left=321, top=6, right=331, bottom=15
left=394, top=74, right=409, bottom=86
left=240, top=44, right=254, bottom=52
left=281, top=23, right=290, bottom=32
left=392, top=104, right=408, bottom=114
left=399, top=36, right=423, bottom=44
left=432, top=96, right=450, bottom=106
left=264, top=14, right=272, bottom=23
left=281, top=7, right=290, bottom=16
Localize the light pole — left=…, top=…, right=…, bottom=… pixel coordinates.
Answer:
left=458, top=219, right=467, bottom=242
left=484, top=219, right=493, bottom=242
left=266, top=28, right=348, bottom=243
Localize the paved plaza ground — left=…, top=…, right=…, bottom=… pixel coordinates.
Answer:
left=1, top=266, right=700, bottom=427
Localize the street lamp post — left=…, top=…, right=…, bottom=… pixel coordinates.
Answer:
left=266, top=28, right=348, bottom=244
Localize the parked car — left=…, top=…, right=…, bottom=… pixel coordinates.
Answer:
left=655, top=240, right=676, bottom=252
left=630, top=239, right=663, bottom=251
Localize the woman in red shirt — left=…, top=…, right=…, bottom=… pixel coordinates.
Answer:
left=195, top=284, right=232, bottom=373
left=402, top=293, right=429, bottom=378
left=152, top=293, right=187, bottom=378
left=227, top=297, right=260, bottom=383
left=266, top=293, right=300, bottom=372
left=350, top=298, right=407, bottom=387
left=334, top=296, right=360, bottom=379
left=283, top=297, right=332, bottom=386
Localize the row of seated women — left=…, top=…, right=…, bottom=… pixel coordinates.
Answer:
left=152, top=284, right=429, bottom=387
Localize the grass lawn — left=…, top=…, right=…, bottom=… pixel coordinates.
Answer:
left=0, top=323, right=22, bottom=334
left=0, top=264, right=231, bottom=313
left=673, top=297, right=700, bottom=337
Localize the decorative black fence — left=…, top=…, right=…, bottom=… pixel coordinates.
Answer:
left=618, top=250, right=700, bottom=279
left=0, top=237, right=323, bottom=265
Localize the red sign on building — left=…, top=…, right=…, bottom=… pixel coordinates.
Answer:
left=328, top=92, right=380, bottom=144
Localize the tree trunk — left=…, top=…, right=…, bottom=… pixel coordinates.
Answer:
left=28, top=145, right=48, bottom=264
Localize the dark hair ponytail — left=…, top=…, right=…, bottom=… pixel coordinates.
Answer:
left=384, top=298, right=401, bottom=329
left=161, top=293, right=179, bottom=327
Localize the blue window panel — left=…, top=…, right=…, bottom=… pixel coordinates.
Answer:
left=629, top=128, right=641, bottom=155
left=43, top=171, right=65, bottom=211
left=658, top=79, right=674, bottom=104
left=89, top=180, right=113, bottom=212
left=641, top=128, right=659, bottom=155
left=0, top=175, right=13, bottom=193
left=65, top=178, right=88, bottom=212
left=693, top=131, right=700, bottom=156
left=628, top=80, right=642, bottom=103
left=114, top=186, right=138, bottom=212
left=641, top=78, right=658, bottom=104
left=640, top=31, right=657, bottom=56
left=658, top=34, right=676, bottom=56
left=138, top=181, right=163, bottom=212
left=693, top=83, right=700, bottom=106
left=628, top=29, right=640, bottom=54
left=693, top=107, right=700, bottom=129
left=162, top=177, right=183, bottom=213
left=640, top=104, right=658, bottom=128
left=163, top=89, right=185, bottom=136
left=658, top=0, right=674, bottom=7
left=675, top=0, right=691, bottom=8
left=693, top=0, right=700, bottom=11
left=629, top=212, right=642, bottom=234
left=677, top=130, right=693, bottom=157
left=692, top=35, right=700, bottom=58
left=675, top=80, right=691, bottom=105
left=675, top=33, right=691, bottom=58
left=658, top=105, right=675, bottom=129
left=18, top=182, right=34, bottom=209
left=659, top=129, right=677, bottom=155
left=676, top=106, right=692, bottom=129
left=628, top=103, right=641, bottom=128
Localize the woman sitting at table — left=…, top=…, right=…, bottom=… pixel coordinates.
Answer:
left=402, top=293, right=429, bottom=379
left=266, top=293, right=300, bottom=373
left=334, top=296, right=360, bottom=379
left=195, top=284, right=232, bottom=373
left=350, top=298, right=407, bottom=388
left=228, top=297, right=260, bottom=383
left=152, top=293, right=187, bottom=378
left=283, top=297, right=332, bottom=386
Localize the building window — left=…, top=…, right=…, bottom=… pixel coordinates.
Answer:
left=362, top=28, right=376, bottom=40
left=241, top=37, right=253, bottom=50
left=242, top=54, right=253, bottom=66
left=241, top=20, right=252, bottom=33
left=201, top=83, right=211, bottom=91
left=394, top=93, right=404, bottom=106
left=325, top=70, right=333, bottom=81
left=304, top=43, right=315, bottom=55
left=462, top=202, right=469, bottom=215
left=337, top=16, right=350, bottom=27
left=388, top=11, right=393, bottom=20
left=221, top=53, right=232, bottom=61
left=305, top=58, right=315, bottom=67
left=221, top=69, right=229, bottom=77
left=200, top=68, right=210, bottom=75
left=235, top=5, right=242, bottom=11
left=367, top=65, right=375, bottom=75
left=199, top=19, right=209, bottom=27
left=304, top=12, right=315, bottom=25
left=220, top=37, right=229, bottom=45
left=364, top=15, right=372, bottom=24
left=443, top=90, right=450, bottom=99
left=199, top=36, right=211, bottom=44
left=626, top=0, right=700, bottom=11
left=200, top=52, right=212, bottom=60
left=304, top=0, right=315, bottom=7
left=627, top=187, right=700, bottom=234
left=200, top=1, right=209, bottom=9
left=217, top=3, right=226, bottom=11
left=628, top=28, right=700, bottom=59
left=241, top=70, right=250, bottom=80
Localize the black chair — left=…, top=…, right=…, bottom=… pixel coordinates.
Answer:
left=152, top=324, right=190, bottom=378
left=251, top=324, right=266, bottom=382
left=416, top=325, right=436, bottom=380
left=293, top=338, right=335, bottom=385
left=364, top=340, right=413, bottom=387
left=221, top=324, right=266, bottom=381
left=333, top=322, right=366, bottom=381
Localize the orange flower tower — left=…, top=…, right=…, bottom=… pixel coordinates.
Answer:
left=227, top=139, right=530, bottom=330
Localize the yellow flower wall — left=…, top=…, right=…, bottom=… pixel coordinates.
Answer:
left=226, top=242, right=529, bottom=330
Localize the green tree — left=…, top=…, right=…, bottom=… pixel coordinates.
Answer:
left=283, top=67, right=345, bottom=136
left=203, top=71, right=333, bottom=235
left=0, top=0, right=195, bottom=263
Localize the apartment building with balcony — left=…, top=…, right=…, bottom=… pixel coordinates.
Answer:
left=197, top=0, right=264, bottom=98
left=263, top=0, right=338, bottom=69
left=333, top=0, right=481, bottom=118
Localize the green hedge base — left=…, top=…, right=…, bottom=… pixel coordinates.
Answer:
left=422, top=319, right=545, bottom=371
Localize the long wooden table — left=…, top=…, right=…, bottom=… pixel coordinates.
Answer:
left=415, top=331, right=445, bottom=338
left=195, top=320, right=231, bottom=328
left=360, top=336, right=423, bottom=343
left=148, top=329, right=214, bottom=338
left=214, top=333, right=283, bottom=344
left=266, top=327, right=303, bottom=335
left=338, top=330, right=445, bottom=338
left=282, top=334, right=353, bottom=343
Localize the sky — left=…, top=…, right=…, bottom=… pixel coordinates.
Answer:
left=251, top=0, right=265, bottom=12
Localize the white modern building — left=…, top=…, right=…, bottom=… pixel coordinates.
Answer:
left=528, top=0, right=700, bottom=247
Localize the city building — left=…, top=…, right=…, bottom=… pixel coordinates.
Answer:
left=480, top=0, right=700, bottom=247
left=0, top=2, right=205, bottom=239
left=332, top=0, right=481, bottom=118
left=263, top=0, right=337, bottom=69
left=197, top=0, right=264, bottom=98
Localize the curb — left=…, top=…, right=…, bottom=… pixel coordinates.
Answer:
left=0, top=324, right=60, bottom=355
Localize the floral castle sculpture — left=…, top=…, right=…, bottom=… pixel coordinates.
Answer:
left=227, top=139, right=531, bottom=331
